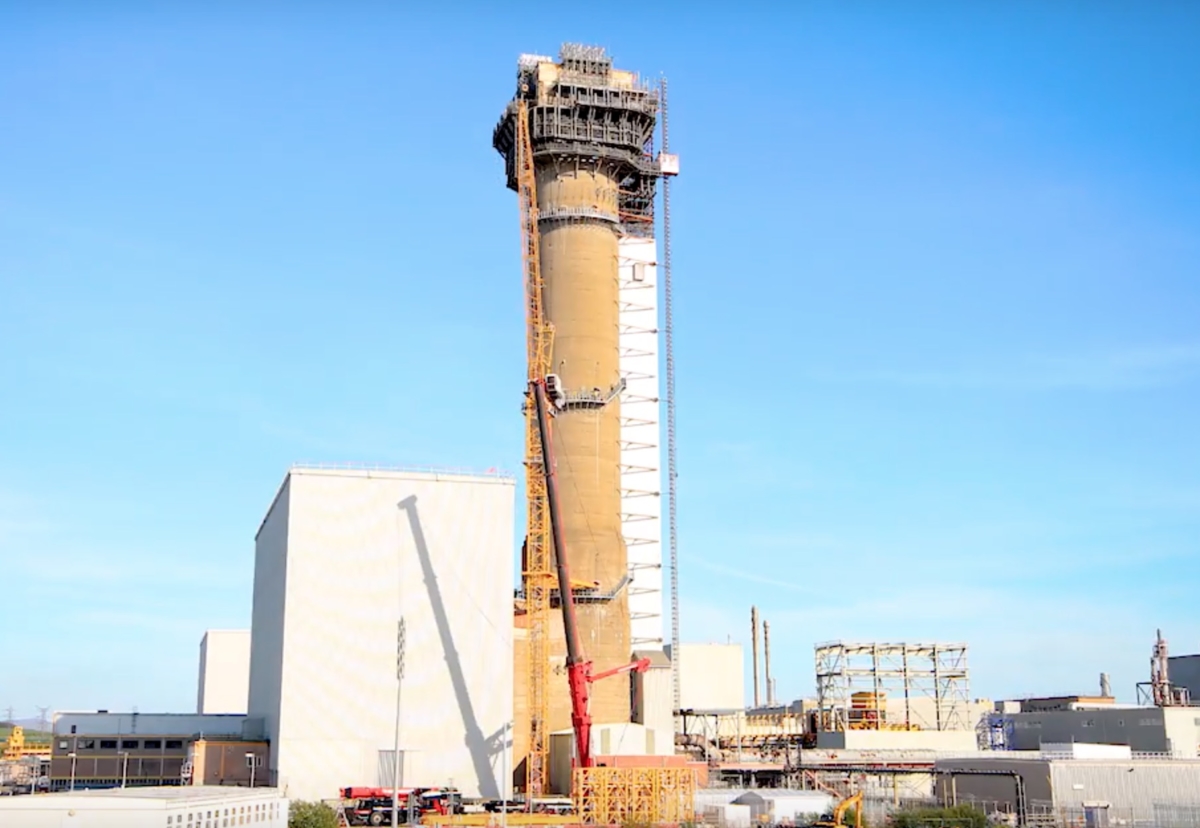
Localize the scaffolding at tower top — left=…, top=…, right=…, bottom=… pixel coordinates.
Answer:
left=814, top=641, right=971, bottom=733
left=492, top=44, right=664, bottom=238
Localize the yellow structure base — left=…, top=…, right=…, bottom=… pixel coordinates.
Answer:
left=422, top=816, right=578, bottom=827
left=572, top=767, right=696, bottom=826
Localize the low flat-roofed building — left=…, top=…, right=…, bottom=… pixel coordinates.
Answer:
left=0, top=784, right=288, bottom=828
left=935, top=754, right=1200, bottom=824
left=1012, top=695, right=1117, bottom=713
left=1000, top=706, right=1200, bottom=756
left=50, top=713, right=267, bottom=791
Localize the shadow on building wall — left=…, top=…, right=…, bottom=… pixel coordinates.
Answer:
left=399, top=495, right=504, bottom=798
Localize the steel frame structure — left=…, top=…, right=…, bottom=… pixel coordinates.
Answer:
left=572, top=766, right=695, bottom=825
left=815, top=641, right=970, bottom=732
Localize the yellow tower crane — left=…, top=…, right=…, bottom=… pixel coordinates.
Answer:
left=515, top=95, right=555, bottom=800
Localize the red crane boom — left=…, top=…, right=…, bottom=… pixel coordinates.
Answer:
left=530, top=378, right=651, bottom=770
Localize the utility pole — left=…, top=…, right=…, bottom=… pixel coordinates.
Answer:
left=500, top=720, right=509, bottom=828
left=392, top=617, right=406, bottom=828
left=4, top=706, right=13, bottom=726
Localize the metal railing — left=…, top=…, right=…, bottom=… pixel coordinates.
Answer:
left=289, top=462, right=514, bottom=479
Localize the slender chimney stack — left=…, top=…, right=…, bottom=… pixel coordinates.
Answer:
left=764, top=619, right=773, bottom=706
left=751, top=606, right=760, bottom=708
left=1100, top=672, right=1112, bottom=698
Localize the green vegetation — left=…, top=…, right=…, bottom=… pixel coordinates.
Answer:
left=845, top=807, right=867, bottom=828
left=288, top=800, right=339, bottom=828
left=891, top=805, right=987, bottom=828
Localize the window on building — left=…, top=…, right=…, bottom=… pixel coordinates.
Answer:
left=1082, top=719, right=1095, bottom=727
left=78, top=739, right=96, bottom=750
left=122, top=739, right=139, bottom=749
left=100, top=740, right=117, bottom=749
left=144, top=739, right=162, bottom=749
left=58, top=740, right=68, bottom=749
left=166, top=740, right=183, bottom=749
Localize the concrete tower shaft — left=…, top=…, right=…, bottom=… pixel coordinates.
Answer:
left=539, top=160, right=630, bottom=727
left=537, top=162, right=625, bottom=590
left=494, top=45, right=660, bottom=736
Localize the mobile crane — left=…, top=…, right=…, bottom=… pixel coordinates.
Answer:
left=529, top=377, right=651, bottom=771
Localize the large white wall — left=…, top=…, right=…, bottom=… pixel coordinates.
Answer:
left=197, top=630, right=251, bottom=714
left=617, top=236, right=664, bottom=651
left=248, top=467, right=515, bottom=803
left=676, top=643, right=745, bottom=711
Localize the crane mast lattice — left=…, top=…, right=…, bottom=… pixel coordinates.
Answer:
left=516, top=96, right=554, bottom=799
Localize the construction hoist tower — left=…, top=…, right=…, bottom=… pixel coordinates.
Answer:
left=493, top=44, right=675, bottom=797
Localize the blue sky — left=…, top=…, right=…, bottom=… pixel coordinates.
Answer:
left=2, top=2, right=1199, bottom=716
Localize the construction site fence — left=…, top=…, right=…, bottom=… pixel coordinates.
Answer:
left=573, top=766, right=697, bottom=826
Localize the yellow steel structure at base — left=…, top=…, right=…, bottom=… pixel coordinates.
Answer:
left=572, top=767, right=696, bottom=826
left=2, top=726, right=51, bottom=760
left=421, top=816, right=578, bottom=827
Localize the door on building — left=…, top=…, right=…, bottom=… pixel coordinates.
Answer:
left=1083, top=803, right=1110, bottom=828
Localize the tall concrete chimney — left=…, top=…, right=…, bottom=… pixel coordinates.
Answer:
left=495, top=45, right=661, bottom=733
left=763, top=619, right=773, bottom=706
left=751, top=606, right=760, bottom=708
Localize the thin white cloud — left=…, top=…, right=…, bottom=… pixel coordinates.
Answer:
left=811, top=344, right=1200, bottom=392
left=684, top=554, right=818, bottom=595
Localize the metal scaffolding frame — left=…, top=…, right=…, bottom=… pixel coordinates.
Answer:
left=572, top=766, right=695, bottom=825
left=815, top=641, right=970, bottom=732
left=493, top=44, right=661, bottom=239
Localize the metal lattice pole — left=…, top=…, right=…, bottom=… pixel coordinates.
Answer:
left=661, top=75, right=681, bottom=713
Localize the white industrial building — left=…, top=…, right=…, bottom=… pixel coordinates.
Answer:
left=48, top=712, right=266, bottom=790
left=197, top=630, right=251, bottom=715
left=0, top=785, right=287, bottom=827
left=247, top=465, right=515, bottom=803
left=672, top=642, right=745, bottom=711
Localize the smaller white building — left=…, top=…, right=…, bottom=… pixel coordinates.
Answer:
left=0, top=785, right=288, bottom=827
left=197, top=630, right=252, bottom=715
left=672, top=643, right=745, bottom=712
left=732, top=791, right=835, bottom=824
left=549, top=724, right=673, bottom=795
